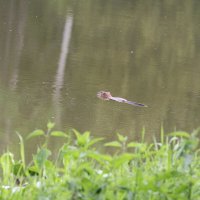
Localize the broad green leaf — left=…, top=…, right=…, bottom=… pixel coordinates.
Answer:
left=88, top=137, right=104, bottom=147
left=34, top=148, right=51, bottom=170
left=50, top=131, right=68, bottom=138
left=0, top=152, right=14, bottom=182
left=26, top=129, right=45, bottom=140
left=88, top=152, right=112, bottom=164
left=112, top=153, right=134, bottom=168
left=168, top=131, right=190, bottom=138
left=28, top=165, right=39, bottom=176
left=117, top=133, right=127, bottom=143
left=13, top=161, right=25, bottom=176
left=75, top=162, right=93, bottom=177
left=104, top=141, right=122, bottom=147
left=47, top=122, right=55, bottom=131
left=127, top=142, right=145, bottom=148
left=73, top=129, right=91, bottom=147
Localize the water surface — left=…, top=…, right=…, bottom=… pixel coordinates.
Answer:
left=1, top=0, right=200, bottom=155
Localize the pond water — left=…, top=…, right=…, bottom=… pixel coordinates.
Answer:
left=1, top=0, right=200, bottom=156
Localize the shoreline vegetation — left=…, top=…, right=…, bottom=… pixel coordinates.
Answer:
left=0, top=123, right=200, bottom=199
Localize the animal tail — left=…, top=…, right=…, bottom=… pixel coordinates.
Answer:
left=126, top=101, right=148, bottom=107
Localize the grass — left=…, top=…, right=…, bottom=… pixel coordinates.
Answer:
left=0, top=123, right=200, bottom=200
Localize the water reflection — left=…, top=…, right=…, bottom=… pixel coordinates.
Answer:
left=53, top=14, right=73, bottom=126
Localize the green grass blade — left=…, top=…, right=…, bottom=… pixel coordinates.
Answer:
left=16, top=132, right=26, bottom=170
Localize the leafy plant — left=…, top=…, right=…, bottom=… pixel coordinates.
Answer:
left=0, top=126, right=200, bottom=200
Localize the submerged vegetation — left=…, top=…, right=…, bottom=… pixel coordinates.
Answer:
left=0, top=123, right=200, bottom=199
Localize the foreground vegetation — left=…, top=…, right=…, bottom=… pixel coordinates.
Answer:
left=0, top=124, right=200, bottom=200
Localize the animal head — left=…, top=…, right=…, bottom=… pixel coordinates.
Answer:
left=97, top=91, right=112, bottom=100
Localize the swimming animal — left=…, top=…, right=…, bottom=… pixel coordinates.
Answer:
left=97, top=91, right=147, bottom=107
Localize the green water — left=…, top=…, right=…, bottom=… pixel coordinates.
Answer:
left=0, top=0, right=200, bottom=155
